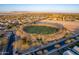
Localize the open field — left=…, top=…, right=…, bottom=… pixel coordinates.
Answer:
left=39, top=20, right=79, bottom=33
left=23, top=25, right=59, bottom=34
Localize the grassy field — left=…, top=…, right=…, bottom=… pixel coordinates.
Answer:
left=23, top=26, right=58, bottom=34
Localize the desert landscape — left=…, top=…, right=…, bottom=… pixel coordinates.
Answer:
left=0, top=4, right=79, bottom=55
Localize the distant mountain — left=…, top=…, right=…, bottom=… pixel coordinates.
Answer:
left=0, top=11, right=79, bottom=15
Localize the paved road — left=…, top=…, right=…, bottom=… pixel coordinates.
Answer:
left=4, top=32, right=15, bottom=55
left=23, top=34, right=79, bottom=55
left=1, top=32, right=79, bottom=55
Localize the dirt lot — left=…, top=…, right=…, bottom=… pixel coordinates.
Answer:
left=39, top=20, right=79, bottom=33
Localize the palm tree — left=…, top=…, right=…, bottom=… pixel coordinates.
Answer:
left=70, top=38, right=75, bottom=42
left=65, top=40, right=71, bottom=44
left=37, top=38, right=44, bottom=44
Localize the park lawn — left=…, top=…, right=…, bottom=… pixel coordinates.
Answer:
left=23, top=26, right=58, bottom=34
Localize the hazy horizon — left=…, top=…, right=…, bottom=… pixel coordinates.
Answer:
left=0, top=4, right=79, bottom=13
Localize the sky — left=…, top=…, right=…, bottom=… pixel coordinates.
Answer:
left=0, top=4, right=79, bottom=13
